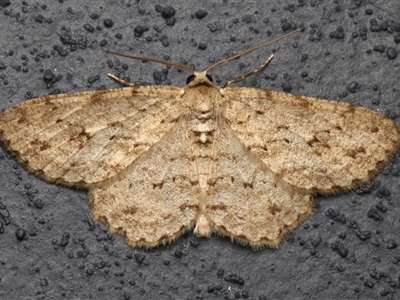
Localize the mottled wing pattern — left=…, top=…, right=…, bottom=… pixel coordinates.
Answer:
left=207, top=120, right=313, bottom=247
left=0, top=85, right=182, bottom=186
left=224, top=87, right=400, bottom=193
left=89, top=119, right=199, bottom=247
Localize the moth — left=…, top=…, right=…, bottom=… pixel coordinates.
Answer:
left=0, top=29, right=399, bottom=248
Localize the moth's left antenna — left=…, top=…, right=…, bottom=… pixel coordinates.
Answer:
left=103, top=50, right=195, bottom=74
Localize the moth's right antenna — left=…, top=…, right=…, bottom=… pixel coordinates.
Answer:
left=223, top=55, right=275, bottom=88
left=204, top=28, right=302, bottom=73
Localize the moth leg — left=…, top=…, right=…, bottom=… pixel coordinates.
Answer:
left=107, top=73, right=137, bottom=87
left=223, top=55, right=274, bottom=88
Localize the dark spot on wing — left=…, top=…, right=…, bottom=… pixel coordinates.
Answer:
left=346, top=146, right=366, bottom=158
left=78, top=130, right=92, bottom=141
left=346, top=105, right=356, bottom=113
left=17, top=116, right=27, bottom=124
left=294, top=95, right=312, bottom=107
left=268, top=203, right=282, bottom=215
left=334, top=125, right=343, bottom=131
left=208, top=203, right=227, bottom=211
left=307, top=135, right=331, bottom=149
left=89, top=90, right=108, bottom=103
left=262, top=90, right=273, bottom=99
left=346, top=149, right=357, bottom=159
left=179, top=203, right=197, bottom=212
left=243, top=182, right=254, bottom=189
left=30, top=138, right=40, bottom=146
left=152, top=182, right=164, bottom=189
left=122, top=206, right=137, bottom=216
left=307, top=136, right=319, bottom=147
left=357, top=146, right=366, bottom=153
left=277, top=125, right=289, bottom=130
left=39, top=143, right=50, bottom=151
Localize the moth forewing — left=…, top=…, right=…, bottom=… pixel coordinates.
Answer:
left=0, top=86, right=183, bottom=187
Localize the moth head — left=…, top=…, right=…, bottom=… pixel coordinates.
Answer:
left=186, top=72, right=213, bottom=84
left=185, top=71, right=216, bottom=88
left=183, top=71, right=221, bottom=103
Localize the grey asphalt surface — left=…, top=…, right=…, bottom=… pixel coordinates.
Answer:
left=0, top=1, right=399, bottom=299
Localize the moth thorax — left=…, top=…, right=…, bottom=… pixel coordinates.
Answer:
left=189, top=100, right=216, bottom=133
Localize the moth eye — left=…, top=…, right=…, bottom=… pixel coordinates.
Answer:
left=206, top=74, right=213, bottom=82
left=186, top=74, right=196, bottom=84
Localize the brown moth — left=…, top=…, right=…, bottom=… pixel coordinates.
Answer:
left=0, top=29, right=399, bottom=248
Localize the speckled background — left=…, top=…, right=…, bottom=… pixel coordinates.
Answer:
left=0, top=1, right=399, bottom=299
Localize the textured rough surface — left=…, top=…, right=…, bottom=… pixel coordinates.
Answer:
left=1, top=1, right=400, bottom=300
left=1, top=65, right=399, bottom=248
